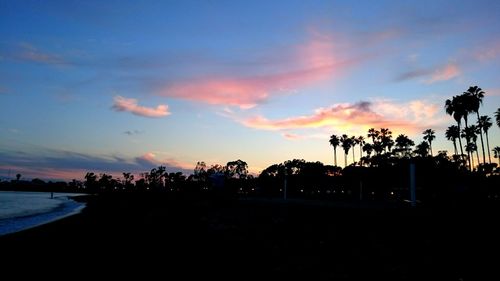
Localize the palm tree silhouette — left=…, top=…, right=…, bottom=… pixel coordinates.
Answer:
left=422, top=129, right=436, bottom=156
left=445, top=125, right=460, bottom=156
left=464, top=86, right=486, bottom=164
left=340, top=134, right=352, bottom=167
left=351, top=136, right=357, bottom=164
left=394, top=134, right=414, bottom=158
left=465, top=142, right=477, bottom=169
left=478, top=116, right=493, bottom=164
left=495, top=108, right=500, bottom=128
left=329, top=134, right=340, bottom=167
left=445, top=95, right=469, bottom=168
left=414, top=141, right=429, bottom=158
left=493, top=146, right=500, bottom=165
left=357, top=136, right=365, bottom=161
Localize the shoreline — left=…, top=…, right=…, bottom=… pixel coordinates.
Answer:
left=0, top=194, right=87, bottom=236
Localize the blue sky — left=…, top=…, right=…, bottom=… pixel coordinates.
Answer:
left=1, top=0, right=499, bottom=180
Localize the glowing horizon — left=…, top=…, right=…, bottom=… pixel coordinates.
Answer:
left=1, top=0, right=499, bottom=181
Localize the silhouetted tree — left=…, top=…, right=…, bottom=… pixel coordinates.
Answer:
left=329, top=134, right=340, bottom=167
left=340, top=134, right=352, bottom=167
left=464, top=86, right=486, bottom=164
left=122, top=172, right=134, bottom=190
left=194, top=161, right=207, bottom=181
left=445, top=95, right=469, bottom=167
left=493, top=146, right=500, bottom=165
left=422, top=129, right=436, bottom=156
left=495, top=108, right=500, bottom=128
left=465, top=142, right=477, bottom=169
left=445, top=125, right=460, bottom=156
left=226, top=159, right=248, bottom=179
left=84, top=172, right=98, bottom=192
left=15, top=173, right=21, bottom=181
left=380, top=128, right=394, bottom=153
left=414, top=141, right=429, bottom=157
left=478, top=116, right=493, bottom=164
left=394, top=134, right=414, bottom=158
left=357, top=136, right=365, bottom=161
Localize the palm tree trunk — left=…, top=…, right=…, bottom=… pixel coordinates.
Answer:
left=352, top=146, right=356, bottom=164
left=333, top=147, right=337, bottom=167
left=452, top=139, right=458, bottom=156
left=485, top=132, right=492, bottom=164
left=429, top=142, right=433, bottom=157
left=456, top=121, right=465, bottom=163
left=344, top=153, right=348, bottom=168
left=475, top=140, right=480, bottom=167
left=470, top=151, right=475, bottom=169
left=359, top=146, right=363, bottom=161
left=463, top=119, right=472, bottom=170
left=477, top=112, right=486, bottom=164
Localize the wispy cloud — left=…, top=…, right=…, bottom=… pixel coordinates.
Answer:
left=14, top=43, right=67, bottom=65
left=124, top=130, right=143, bottom=136
left=112, top=96, right=170, bottom=118
left=395, top=63, right=461, bottom=83
left=425, top=63, right=460, bottom=83
left=158, top=36, right=351, bottom=108
left=235, top=100, right=443, bottom=138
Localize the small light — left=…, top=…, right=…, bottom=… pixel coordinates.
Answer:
left=390, top=191, right=394, bottom=195
left=300, top=189, right=304, bottom=192
left=251, top=188, right=255, bottom=191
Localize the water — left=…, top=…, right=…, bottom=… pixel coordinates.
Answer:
left=0, top=191, right=86, bottom=236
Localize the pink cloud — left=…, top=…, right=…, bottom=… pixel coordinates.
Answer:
left=238, top=100, right=443, bottom=138
left=426, top=63, right=460, bottom=83
left=159, top=36, right=346, bottom=108
left=112, top=96, right=170, bottom=118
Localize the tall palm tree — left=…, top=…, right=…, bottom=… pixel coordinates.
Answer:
left=380, top=128, right=393, bottom=153
left=493, top=146, right=500, bottom=165
left=445, top=125, right=460, bottom=156
left=422, top=129, right=436, bottom=156
left=367, top=128, right=379, bottom=145
left=351, top=136, right=357, bottom=164
left=357, top=136, right=365, bottom=160
left=445, top=95, right=469, bottom=168
left=462, top=126, right=480, bottom=169
left=464, top=86, right=486, bottom=164
left=495, top=108, right=500, bottom=128
left=340, top=134, right=352, bottom=167
left=362, top=143, right=373, bottom=158
left=478, top=116, right=493, bottom=164
left=465, top=142, right=477, bottom=169
left=329, top=134, right=340, bottom=167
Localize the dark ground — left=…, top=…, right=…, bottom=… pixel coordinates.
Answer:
left=1, top=193, right=499, bottom=280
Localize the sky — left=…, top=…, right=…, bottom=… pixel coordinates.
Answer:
left=1, top=0, right=500, bottom=181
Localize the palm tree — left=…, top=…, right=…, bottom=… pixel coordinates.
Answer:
left=367, top=128, right=380, bottom=145
left=464, top=86, right=486, bottom=164
left=478, top=116, right=493, bottom=164
left=380, top=128, right=393, bottom=153
left=363, top=143, right=373, bottom=158
left=445, top=125, right=460, bottom=156
left=465, top=142, right=477, bottom=169
left=394, top=134, right=414, bottom=158
left=357, top=136, right=365, bottom=160
left=340, top=134, right=352, bottom=167
left=414, top=141, right=429, bottom=158
left=351, top=136, right=358, bottom=164
left=329, top=134, right=340, bottom=167
left=422, top=129, right=436, bottom=156
left=493, top=146, right=500, bottom=165
left=495, top=108, right=500, bottom=128
left=462, top=126, right=479, bottom=170
left=445, top=95, right=469, bottom=167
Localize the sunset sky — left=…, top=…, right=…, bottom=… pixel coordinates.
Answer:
left=1, top=0, right=499, bottom=180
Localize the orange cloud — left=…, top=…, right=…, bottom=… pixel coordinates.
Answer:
left=426, top=63, right=460, bottom=83
left=160, top=36, right=343, bottom=108
left=239, top=100, right=443, bottom=137
left=112, top=96, right=170, bottom=118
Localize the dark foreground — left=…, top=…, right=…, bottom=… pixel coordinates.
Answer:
left=1, top=193, right=499, bottom=280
